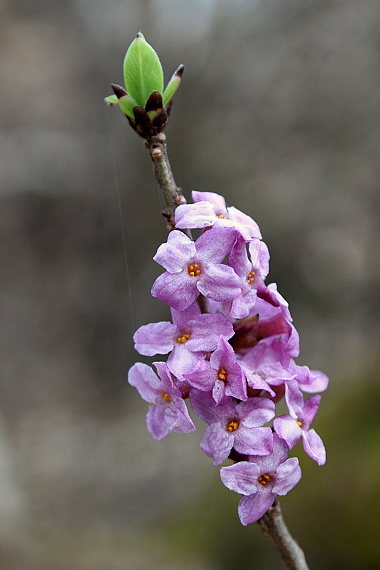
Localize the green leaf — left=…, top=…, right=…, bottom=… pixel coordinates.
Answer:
left=104, top=94, right=119, bottom=105
left=123, top=32, right=164, bottom=107
left=162, top=65, right=184, bottom=108
left=117, top=94, right=139, bottom=120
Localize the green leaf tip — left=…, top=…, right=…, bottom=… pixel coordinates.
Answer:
left=163, top=64, right=184, bottom=107
left=123, top=32, right=164, bottom=108
left=104, top=94, right=118, bottom=106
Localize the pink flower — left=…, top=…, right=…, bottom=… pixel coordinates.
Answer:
left=184, top=337, right=247, bottom=403
left=128, top=362, right=195, bottom=441
left=174, top=190, right=261, bottom=241
left=133, top=303, right=234, bottom=379
left=226, top=236, right=279, bottom=319
left=190, top=390, right=274, bottom=465
left=151, top=227, right=242, bottom=311
left=220, top=435, right=302, bottom=524
left=274, top=380, right=326, bottom=465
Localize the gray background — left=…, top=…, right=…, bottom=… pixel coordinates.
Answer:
left=1, top=0, right=379, bottom=568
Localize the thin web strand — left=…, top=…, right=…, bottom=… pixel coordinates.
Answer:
left=105, top=110, right=136, bottom=334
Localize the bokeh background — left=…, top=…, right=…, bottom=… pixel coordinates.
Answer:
left=1, top=0, right=379, bottom=568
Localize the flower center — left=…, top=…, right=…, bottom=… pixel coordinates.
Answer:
left=161, top=392, right=172, bottom=403
left=258, top=473, right=271, bottom=486
left=188, top=263, right=201, bottom=277
left=217, top=214, right=227, bottom=219
left=226, top=418, right=239, bottom=432
left=218, top=368, right=227, bottom=381
left=177, top=333, right=191, bottom=344
left=296, top=420, right=303, bottom=427
left=247, top=271, right=255, bottom=284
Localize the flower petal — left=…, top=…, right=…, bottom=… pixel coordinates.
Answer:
left=192, top=190, right=227, bottom=213
left=238, top=492, right=276, bottom=525
left=133, top=321, right=176, bottom=356
left=200, top=422, right=233, bottom=465
left=227, top=206, right=262, bottom=241
left=195, top=227, right=238, bottom=264
left=301, top=395, right=321, bottom=429
left=190, top=389, right=225, bottom=424
left=184, top=360, right=216, bottom=391
left=273, top=457, right=302, bottom=495
left=128, top=362, right=160, bottom=402
left=301, top=370, right=329, bottom=393
left=220, top=461, right=260, bottom=495
left=186, top=314, right=234, bottom=351
left=234, top=426, right=273, bottom=456
left=151, top=272, right=198, bottom=311
left=273, top=415, right=301, bottom=449
left=168, top=346, right=206, bottom=379
left=238, top=398, right=275, bottom=428
left=175, top=201, right=217, bottom=229
left=302, top=429, right=326, bottom=465
left=146, top=398, right=179, bottom=441
left=153, top=230, right=195, bottom=272
left=198, top=264, right=241, bottom=302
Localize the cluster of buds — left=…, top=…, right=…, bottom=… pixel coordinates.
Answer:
left=105, top=32, right=183, bottom=139
left=128, top=191, right=328, bottom=525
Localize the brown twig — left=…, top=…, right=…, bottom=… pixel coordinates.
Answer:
left=257, top=500, right=309, bottom=570
left=145, top=132, right=211, bottom=313
left=145, top=133, right=188, bottom=234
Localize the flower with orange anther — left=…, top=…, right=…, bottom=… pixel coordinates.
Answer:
left=151, top=226, right=242, bottom=311
left=220, top=434, right=302, bottom=525
left=128, top=361, right=195, bottom=441
left=190, top=390, right=275, bottom=466
left=133, top=302, right=234, bottom=379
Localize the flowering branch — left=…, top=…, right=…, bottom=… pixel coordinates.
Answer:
left=258, top=500, right=309, bottom=570
left=106, top=31, right=328, bottom=570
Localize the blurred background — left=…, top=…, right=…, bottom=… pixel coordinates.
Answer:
left=1, top=0, right=379, bottom=568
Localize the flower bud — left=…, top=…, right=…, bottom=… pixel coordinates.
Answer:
left=105, top=32, right=184, bottom=138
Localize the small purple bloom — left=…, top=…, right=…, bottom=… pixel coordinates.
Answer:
left=190, top=390, right=274, bottom=465
left=240, top=343, right=298, bottom=389
left=227, top=236, right=279, bottom=319
left=134, top=303, right=234, bottom=379
left=220, top=434, right=302, bottom=524
left=128, top=362, right=195, bottom=441
left=241, top=343, right=327, bottom=398
left=274, top=380, right=326, bottom=465
left=174, top=191, right=262, bottom=241
left=184, top=337, right=247, bottom=403
left=278, top=361, right=329, bottom=394
left=151, top=227, right=242, bottom=311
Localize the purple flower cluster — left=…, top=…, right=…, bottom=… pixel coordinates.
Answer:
left=128, top=191, right=328, bottom=525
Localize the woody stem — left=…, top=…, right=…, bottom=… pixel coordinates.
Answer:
left=145, top=133, right=189, bottom=234
left=257, top=500, right=309, bottom=570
